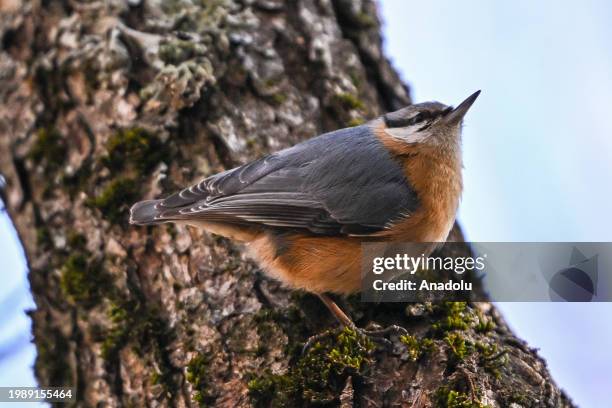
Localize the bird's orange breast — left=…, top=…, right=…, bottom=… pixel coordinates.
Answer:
left=371, top=121, right=463, bottom=243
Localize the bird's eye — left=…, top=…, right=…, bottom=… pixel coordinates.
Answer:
left=410, top=113, right=428, bottom=125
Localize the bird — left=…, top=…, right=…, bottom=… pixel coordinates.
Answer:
left=129, top=90, right=480, bottom=334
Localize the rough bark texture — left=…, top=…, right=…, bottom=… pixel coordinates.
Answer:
left=0, top=1, right=575, bottom=407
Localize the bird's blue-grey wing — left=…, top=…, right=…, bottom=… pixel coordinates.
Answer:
left=133, top=124, right=418, bottom=236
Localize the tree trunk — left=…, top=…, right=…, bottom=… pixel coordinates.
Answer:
left=0, top=0, right=575, bottom=406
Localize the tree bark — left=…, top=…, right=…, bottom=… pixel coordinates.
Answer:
left=0, top=0, right=575, bottom=406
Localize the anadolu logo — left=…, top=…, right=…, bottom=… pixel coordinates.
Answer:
left=548, top=247, right=597, bottom=302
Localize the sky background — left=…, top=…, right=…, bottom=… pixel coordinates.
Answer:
left=379, top=0, right=612, bottom=406
left=0, top=0, right=611, bottom=406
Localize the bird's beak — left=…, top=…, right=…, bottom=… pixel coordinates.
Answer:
left=444, top=90, right=481, bottom=125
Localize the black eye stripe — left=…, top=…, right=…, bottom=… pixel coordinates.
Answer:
left=385, top=111, right=430, bottom=127
left=384, top=114, right=423, bottom=128
left=384, top=106, right=452, bottom=129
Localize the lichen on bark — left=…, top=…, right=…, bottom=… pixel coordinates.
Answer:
left=0, top=0, right=574, bottom=406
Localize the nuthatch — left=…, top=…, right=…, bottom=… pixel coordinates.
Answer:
left=130, top=91, right=480, bottom=331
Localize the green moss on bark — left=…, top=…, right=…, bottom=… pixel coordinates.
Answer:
left=332, top=92, right=365, bottom=111
left=86, top=127, right=170, bottom=225
left=103, top=127, right=166, bottom=175
left=475, top=341, right=508, bottom=379
left=346, top=117, right=366, bottom=127
left=28, top=127, right=67, bottom=172
left=100, top=300, right=177, bottom=397
left=101, top=303, right=130, bottom=360
left=248, top=327, right=373, bottom=406
left=435, top=386, right=489, bottom=408
left=432, top=302, right=475, bottom=332
left=86, top=177, right=138, bottom=224
left=186, top=353, right=215, bottom=406
left=400, top=334, right=435, bottom=362
left=159, top=39, right=206, bottom=65
left=444, top=332, right=473, bottom=362
left=475, top=311, right=496, bottom=333
left=59, top=252, right=108, bottom=308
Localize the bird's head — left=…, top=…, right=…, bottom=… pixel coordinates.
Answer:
left=381, top=90, right=480, bottom=149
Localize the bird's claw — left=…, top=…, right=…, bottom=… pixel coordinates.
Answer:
left=302, top=324, right=410, bottom=355
left=354, top=324, right=410, bottom=349
left=301, top=331, right=330, bottom=354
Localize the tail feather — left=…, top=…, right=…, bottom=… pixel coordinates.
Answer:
left=129, top=199, right=165, bottom=225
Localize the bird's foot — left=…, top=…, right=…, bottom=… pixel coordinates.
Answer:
left=302, top=331, right=333, bottom=354
left=354, top=323, right=410, bottom=349
left=302, top=323, right=409, bottom=355
left=358, top=323, right=409, bottom=338
left=302, top=294, right=411, bottom=354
